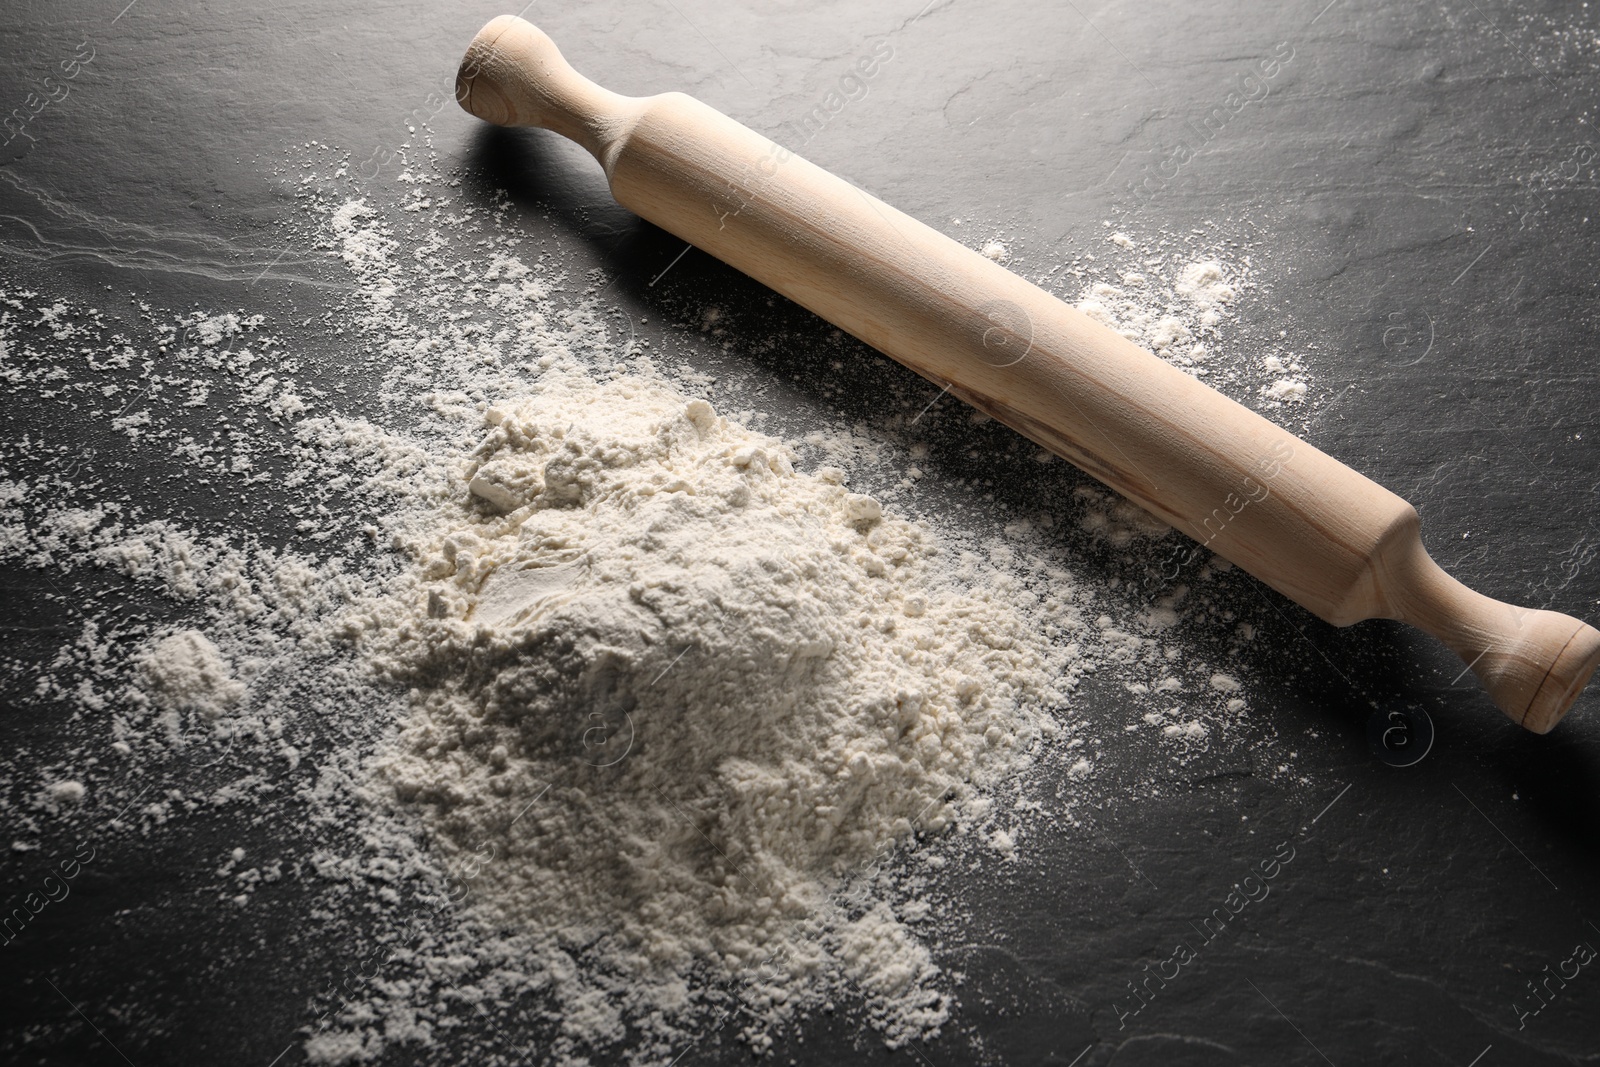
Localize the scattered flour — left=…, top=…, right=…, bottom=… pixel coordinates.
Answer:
left=0, top=137, right=1321, bottom=1063
left=1072, top=258, right=1232, bottom=372
left=1039, top=222, right=1321, bottom=404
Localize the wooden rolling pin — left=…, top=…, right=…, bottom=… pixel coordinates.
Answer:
left=455, top=15, right=1600, bottom=733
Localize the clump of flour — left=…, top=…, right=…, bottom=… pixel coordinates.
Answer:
left=1175, top=260, right=1237, bottom=319
left=45, top=779, right=86, bottom=805
left=1264, top=377, right=1308, bottom=403
left=138, top=630, right=245, bottom=720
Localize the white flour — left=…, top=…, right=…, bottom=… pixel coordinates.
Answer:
left=139, top=630, right=245, bottom=721
left=978, top=224, right=1318, bottom=404
left=0, top=135, right=1318, bottom=1064
left=347, top=368, right=1080, bottom=1051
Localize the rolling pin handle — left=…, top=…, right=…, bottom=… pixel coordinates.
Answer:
left=1377, top=526, right=1600, bottom=733
left=456, top=15, right=636, bottom=164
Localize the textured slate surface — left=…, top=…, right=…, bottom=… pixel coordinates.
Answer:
left=2, top=0, right=1599, bottom=1064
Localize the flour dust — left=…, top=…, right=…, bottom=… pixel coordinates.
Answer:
left=0, top=136, right=1320, bottom=1064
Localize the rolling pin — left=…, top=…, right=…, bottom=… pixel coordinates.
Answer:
left=455, top=15, right=1600, bottom=733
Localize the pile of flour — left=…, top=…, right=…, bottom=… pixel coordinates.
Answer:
left=346, top=367, right=1077, bottom=1048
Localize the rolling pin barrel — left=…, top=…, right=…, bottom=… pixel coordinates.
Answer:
left=456, top=15, right=1600, bottom=733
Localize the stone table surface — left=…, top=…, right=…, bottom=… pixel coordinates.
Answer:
left=2, top=0, right=1599, bottom=1064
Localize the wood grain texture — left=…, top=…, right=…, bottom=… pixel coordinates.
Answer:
left=456, top=15, right=1600, bottom=732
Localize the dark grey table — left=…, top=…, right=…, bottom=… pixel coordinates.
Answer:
left=3, top=0, right=1599, bottom=1064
